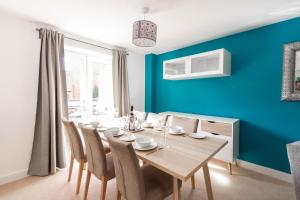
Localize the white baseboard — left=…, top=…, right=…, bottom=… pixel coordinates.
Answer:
left=0, top=169, right=28, bottom=186
left=237, top=159, right=292, bottom=183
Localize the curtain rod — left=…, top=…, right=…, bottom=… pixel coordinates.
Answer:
left=35, top=28, right=121, bottom=52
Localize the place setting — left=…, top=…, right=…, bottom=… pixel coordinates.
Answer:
left=166, top=126, right=186, bottom=135
left=132, top=136, right=158, bottom=151
left=142, top=121, right=153, bottom=128
left=164, top=125, right=207, bottom=139
left=119, top=133, right=136, bottom=142
left=83, top=120, right=109, bottom=132
left=141, top=115, right=166, bottom=131
left=189, top=131, right=207, bottom=139
left=104, top=127, right=124, bottom=137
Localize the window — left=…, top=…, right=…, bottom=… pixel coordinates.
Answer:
left=64, top=45, right=114, bottom=123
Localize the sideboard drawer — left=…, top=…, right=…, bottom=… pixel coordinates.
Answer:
left=201, top=120, right=232, bottom=137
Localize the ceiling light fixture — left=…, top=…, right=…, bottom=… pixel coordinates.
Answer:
left=132, top=7, right=157, bottom=47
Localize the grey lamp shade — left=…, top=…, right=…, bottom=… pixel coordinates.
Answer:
left=132, top=20, right=157, bottom=47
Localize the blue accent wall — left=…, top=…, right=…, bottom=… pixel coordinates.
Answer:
left=145, top=54, right=157, bottom=112
left=145, top=17, right=300, bottom=173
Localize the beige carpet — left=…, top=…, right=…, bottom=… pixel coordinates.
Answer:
left=0, top=160, right=295, bottom=200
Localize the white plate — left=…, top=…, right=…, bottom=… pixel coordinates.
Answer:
left=97, top=127, right=107, bottom=132
left=168, top=129, right=185, bottom=135
left=113, top=131, right=124, bottom=137
left=119, top=134, right=136, bottom=142
left=154, top=127, right=163, bottom=131
left=142, top=124, right=153, bottom=128
left=133, top=141, right=158, bottom=151
left=105, top=130, right=124, bottom=137
left=190, top=132, right=207, bottom=139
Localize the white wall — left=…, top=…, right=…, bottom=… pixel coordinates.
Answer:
left=0, top=13, right=40, bottom=184
left=127, top=51, right=145, bottom=111
left=0, top=12, right=145, bottom=185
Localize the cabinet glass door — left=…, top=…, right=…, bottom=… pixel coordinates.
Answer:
left=165, top=60, right=186, bottom=76
left=191, top=54, right=220, bottom=73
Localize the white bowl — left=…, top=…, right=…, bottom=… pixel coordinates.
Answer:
left=90, top=121, right=100, bottom=128
left=169, top=127, right=183, bottom=134
left=135, top=137, right=153, bottom=148
left=143, top=121, right=153, bottom=127
left=106, top=127, right=120, bottom=136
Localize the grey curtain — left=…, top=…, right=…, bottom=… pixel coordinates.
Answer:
left=112, top=49, right=130, bottom=117
left=28, top=28, right=68, bottom=176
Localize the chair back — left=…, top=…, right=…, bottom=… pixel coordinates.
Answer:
left=146, top=112, right=169, bottom=126
left=168, top=115, right=199, bottom=133
left=79, top=124, right=108, bottom=178
left=287, top=141, right=300, bottom=200
left=106, top=136, right=146, bottom=200
left=133, top=110, right=147, bottom=121
left=62, top=119, right=85, bottom=162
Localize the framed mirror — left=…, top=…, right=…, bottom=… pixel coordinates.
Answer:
left=282, top=42, right=300, bottom=101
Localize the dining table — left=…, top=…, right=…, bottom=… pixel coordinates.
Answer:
left=97, top=125, right=228, bottom=200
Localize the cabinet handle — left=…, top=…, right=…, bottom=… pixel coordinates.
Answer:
left=207, top=120, right=216, bottom=123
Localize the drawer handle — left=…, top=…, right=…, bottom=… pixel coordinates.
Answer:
left=211, top=132, right=220, bottom=135
left=207, top=120, right=216, bottom=123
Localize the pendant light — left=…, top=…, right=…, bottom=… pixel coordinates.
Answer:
left=132, top=7, right=157, bottom=47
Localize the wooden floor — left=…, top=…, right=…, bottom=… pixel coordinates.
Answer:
left=0, top=160, right=295, bottom=200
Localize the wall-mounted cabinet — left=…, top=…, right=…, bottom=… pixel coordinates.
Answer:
left=163, top=48, right=231, bottom=80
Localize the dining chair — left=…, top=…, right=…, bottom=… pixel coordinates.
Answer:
left=167, top=115, right=199, bottom=133
left=133, top=110, right=147, bottom=121
left=146, top=112, right=169, bottom=126
left=167, top=115, right=199, bottom=189
left=287, top=141, right=300, bottom=200
left=106, top=135, right=182, bottom=200
left=62, top=119, right=87, bottom=194
left=79, top=124, right=115, bottom=200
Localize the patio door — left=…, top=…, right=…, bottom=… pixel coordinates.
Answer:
left=64, top=46, right=113, bottom=123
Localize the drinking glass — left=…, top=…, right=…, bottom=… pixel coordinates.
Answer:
left=160, top=120, right=171, bottom=148
left=123, top=116, right=129, bottom=131
left=135, top=119, right=142, bottom=130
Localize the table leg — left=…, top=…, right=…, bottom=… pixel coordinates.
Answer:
left=203, top=162, right=214, bottom=200
left=173, top=177, right=181, bottom=200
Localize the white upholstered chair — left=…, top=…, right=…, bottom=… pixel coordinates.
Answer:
left=287, top=141, right=300, bottom=200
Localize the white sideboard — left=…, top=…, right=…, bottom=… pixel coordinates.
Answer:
left=163, top=48, right=231, bottom=80
left=163, top=111, right=239, bottom=174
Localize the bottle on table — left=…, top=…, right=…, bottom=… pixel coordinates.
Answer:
left=129, top=105, right=136, bottom=131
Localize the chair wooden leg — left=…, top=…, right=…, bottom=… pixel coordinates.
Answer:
left=76, top=159, right=84, bottom=194
left=173, top=177, right=181, bottom=200
left=83, top=171, right=91, bottom=200
left=203, top=162, right=214, bottom=200
left=234, top=159, right=238, bottom=167
left=228, top=162, right=232, bottom=175
left=116, top=190, right=121, bottom=200
left=191, top=174, right=196, bottom=189
left=100, top=176, right=108, bottom=200
left=68, top=156, right=74, bottom=182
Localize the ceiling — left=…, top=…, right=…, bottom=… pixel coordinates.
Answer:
left=0, top=0, right=300, bottom=54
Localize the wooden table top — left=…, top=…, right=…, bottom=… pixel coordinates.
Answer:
left=132, top=129, right=228, bottom=181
